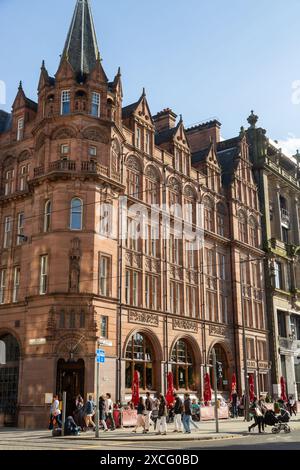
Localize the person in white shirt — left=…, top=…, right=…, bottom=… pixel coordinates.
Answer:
left=105, top=393, right=116, bottom=431
left=50, top=395, right=62, bottom=428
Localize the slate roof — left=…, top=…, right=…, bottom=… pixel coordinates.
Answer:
left=155, top=127, right=178, bottom=146
left=217, top=141, right=240, bottom=186
left=122, top=101, right=139, bottom=119
left=61, top=0, right=99, bottom=76
left=192, top=146, right=211, bottom=165
left=0, top=111, right=12, bottom=133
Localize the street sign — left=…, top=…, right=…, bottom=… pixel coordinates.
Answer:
left=96, top=349, right=105, bottom=364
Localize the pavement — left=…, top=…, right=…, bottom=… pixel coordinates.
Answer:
left=1, top=416, right=300, bottom=450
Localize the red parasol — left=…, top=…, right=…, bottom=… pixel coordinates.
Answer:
left=249, top=374, right=255, bottom=402
left=131, top=370, right=140, bottom=407
left=280, top=376, right=287, bottom=402
left=204, top=373, right=212, bottom=403
left=230, top=373, right=237, bottom=400
left=166, top=372, right=175, bottom=407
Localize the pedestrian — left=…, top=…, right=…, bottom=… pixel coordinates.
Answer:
left=231, top=388, right=238, bottom=418
left=287, top=396, right=297, bottom=417
left=173, top=393, right=183, bottom=433
left=132, top=397, right=146, bottom=434
left=145, top=392, right=154, bottom=433
left=73, top=395, right=86, bottom=430
left=156, top=394, right=168, bottom=435
left=105, top=393, right=116, bottom=431
left=248, top=397, right=264, bottom=434
left=49, top=394, right=62, bottom=430
left=182, top=393, right=192, bottom=434
left=99, top=396, right=108, bottom=432
left=151, top=398, right=159, bottom=431
left=85, top=395, right=96, bottom=432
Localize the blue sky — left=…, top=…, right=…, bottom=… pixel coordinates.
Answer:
left=1, top=0, right=300, bottom=154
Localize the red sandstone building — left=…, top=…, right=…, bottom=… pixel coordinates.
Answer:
left=0, top=0, right=271, bottom=428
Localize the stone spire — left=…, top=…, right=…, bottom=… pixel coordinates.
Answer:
left=60, top=0, right=100, bottom=77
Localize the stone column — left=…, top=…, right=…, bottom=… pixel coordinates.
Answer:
left=274, top=185, right=283, bottom=241
left=292, top=197, right=300, bottom=246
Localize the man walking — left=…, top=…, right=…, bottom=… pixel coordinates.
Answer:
left=173, top=393, right=183, bottom=433
left=145, top=392, right=154, bottom=433
left=105, top=393, right=116, bottom=431
left=182, top=393, right=192, bottom=434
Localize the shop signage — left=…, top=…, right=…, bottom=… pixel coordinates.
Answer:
left=258, top=361, right=270, bottom=370
left=247, top=360, right=257, bottom=368
left=99, top=339, right=113, bottom=347
left=128, top=311, right=159, bottom=327
left=209, top=325, right=227, bottom=337
left=29, top=338, right=47, bottom=346
left=173, top=319, right=198, bottom=333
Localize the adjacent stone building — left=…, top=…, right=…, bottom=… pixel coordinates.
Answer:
left=0, top=0, right=271, bottom=428
left=247, top=115, right=300, bottom=399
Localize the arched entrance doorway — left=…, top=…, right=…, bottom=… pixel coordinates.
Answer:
left=170, top=339, right=197, bottom=391
left=125, top=332, right=159, bottom=392
left=56, top=359, right=85, bottom=417
left=0, top=333, right=20, bottom=426
left=210, top=344, right=230, bottom=394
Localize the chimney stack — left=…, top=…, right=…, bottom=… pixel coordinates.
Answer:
left=153, top=108, right=177, bottom=132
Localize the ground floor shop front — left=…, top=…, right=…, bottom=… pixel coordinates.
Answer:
left=0, top=313, right=272, bottom=428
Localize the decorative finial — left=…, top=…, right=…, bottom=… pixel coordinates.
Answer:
left=240, top=126, right=246, bottom=138
left=18, top=80, right=23, bottom=91
left=142, top=87, right=146, bottom=97
left=117, top=66, right=121, bottom=76
left=41, top=60, right=45, bottom=69
left=247, top=110, right=259, bottom=129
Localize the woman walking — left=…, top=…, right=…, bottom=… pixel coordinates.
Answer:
left=156, top=394, right=168, bottom=435
left=132, top=397, right=146, bottom=434
left=248, top=397, right=264, bottom=434
left=99, top=396, right=108, bottom=432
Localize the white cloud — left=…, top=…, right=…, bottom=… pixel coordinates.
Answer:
left=276, top=133, right=300, bottom=159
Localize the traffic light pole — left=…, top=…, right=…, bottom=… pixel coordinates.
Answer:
left=212, top=348, right=219, bottom=434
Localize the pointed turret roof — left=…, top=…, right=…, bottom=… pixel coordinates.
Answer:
left=61, top=0, right=100, bottom=77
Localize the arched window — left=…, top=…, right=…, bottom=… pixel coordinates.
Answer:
left=125, top=333, right=154, bottom=390
left=126, top=156, right=142, bottom=199
left=238, top=211, right=247, bottom=243
left=70, top=198, right=83, bottom=230
left=171, top=340, right=195, bottom=390
left=145, top=165, right=160, bottom=205
left=203, top=197, right=215, bottom=232
left=216, top=203, right=227, bottom=237
left=44, top=200, right=51, bottom=232
left=210, top=344, right=229, bottom=392
left=111, top=139, right=121, bottom=180
left=0, top=334, right=20, bottom=422
left=249, top=217, right=258, bottom=247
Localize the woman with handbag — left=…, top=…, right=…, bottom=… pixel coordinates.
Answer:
left=49, top=395, right=62, bottom=430
left=248, top=397, right=264, bottom=434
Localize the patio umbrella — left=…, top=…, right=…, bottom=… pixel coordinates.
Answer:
left=230, top=373, right=237, bottom=400
left=204, top=373, right=212, bottom=403
left=166, top=372, right=175, bottom=407
left=131, top=370, right=140, bottom=407
left=249, top=374, right=255, bottom=402
left=280, top=376, right=288, bottom=402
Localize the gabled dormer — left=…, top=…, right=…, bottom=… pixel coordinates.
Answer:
left=122, top=90, right=155, bottom=154
left=192, top=141, right=221, bottom=192
left=11, top=82, right=37, bottom=142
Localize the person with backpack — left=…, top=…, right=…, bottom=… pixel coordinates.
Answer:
left=85, top=395, right=96, bottom=431
left=105, top=393, right=116, bottom=431
left=156, top=394, right=168, bottom=435
left=145, top=392, right=154, bottom=433
left=173, top=393, right=183, bottom=433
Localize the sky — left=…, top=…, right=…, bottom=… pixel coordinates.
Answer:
left=1, top=0, right=300, bottom=155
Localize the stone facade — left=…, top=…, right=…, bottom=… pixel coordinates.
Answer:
left=0, top=0, right=272, bottom=428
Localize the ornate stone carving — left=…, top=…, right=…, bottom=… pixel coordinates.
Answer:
left=69, top=238, right=81, bottom=293
left=173, top=319, right=198, bottom=333
left=129, top=311, right=159, bottom=327
left=18, top=150, right=31, bottom=162
left=145, top=165, right=160, bottom=181
left=126, top=155, right=142, bottom=172
left=168, top=177, right=181, bottom=193
left=83, top=127, right=109, bottom=143
left=209, top=324, right=227, bottom=337
left=52, top=127, right=76, bottom=140
left=184, top=185, right=196, bottom=199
